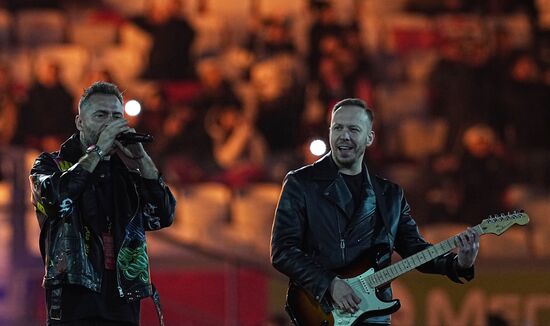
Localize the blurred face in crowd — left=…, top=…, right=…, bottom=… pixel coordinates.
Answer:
left=0, top=66, right=9, bottom=90
left=511, top=55, right=539, bottom=82
left=36, top=63, right=60, bottom=87
left=197, top=60, right=223, bottom=89
left=329, top=105, right=374, bottom=174
left=463, top=125, right=497, bottom=158
left=76, top=94, right=124, bottom=147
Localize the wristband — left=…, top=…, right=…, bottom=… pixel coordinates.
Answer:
left=86, top=144, right=104, bottom=160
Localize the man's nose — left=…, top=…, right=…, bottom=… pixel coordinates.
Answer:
left=340, top=130, right=351, bottom=140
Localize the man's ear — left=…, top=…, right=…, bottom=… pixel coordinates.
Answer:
left=367, top=130, right=375, bottom=147
left=75, top=115, right=82, bottom=131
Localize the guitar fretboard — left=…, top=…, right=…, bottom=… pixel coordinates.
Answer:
left=367, top=225, right=483, bottom=288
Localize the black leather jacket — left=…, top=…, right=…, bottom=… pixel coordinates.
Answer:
left=29, top=134, right=176, bottom=321
left=271, top=154, right=473, bottom=312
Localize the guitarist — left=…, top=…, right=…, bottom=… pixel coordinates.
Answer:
left=270, top=98, right=480, bottom=325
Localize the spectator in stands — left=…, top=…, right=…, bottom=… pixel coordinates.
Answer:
left=0, top=63, right=18, bottom=147
left=500, top=52, right=550, bottom=187
left=205, top=104, right=267, bottom=188
left=191, top=58, right=242, bottom=114
left=485, top=26, right=516, bottom=84
left=158, top=59, right=235, bottom=184
left=456, top=124, right=514, bottom=224
left=426, top=124, right=513, bottom=225
left=251, top=58, right=305, bottom=158
left=133, top=0, right=196, bottom=80
left=247, top=14, right=296, bottom=60
left=190, top=0, right=227, bottom=58
left=337, top=23, right=373, bottom=103
left=317, top=55, right=351, bottom=111
left=16, top=61, right=74, bottom=152
left=428, top=36, right=495, bottom=149
left=158, top=103, right=212, bottom=183
left=308, top=1, right=343, bottom=79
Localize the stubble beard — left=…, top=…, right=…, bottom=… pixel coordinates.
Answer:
left=80, top=127, right=99, bottom=148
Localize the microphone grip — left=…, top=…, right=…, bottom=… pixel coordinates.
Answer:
left=116, top=132, right=154, bottom=145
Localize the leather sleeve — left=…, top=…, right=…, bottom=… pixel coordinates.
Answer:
left=29, top=152, right=92, bottom=222
left=140, top=175, right=176, bottom=230
left=270, top=173, right=337, bottom=303
left=393, top=187, right=474, bottom=283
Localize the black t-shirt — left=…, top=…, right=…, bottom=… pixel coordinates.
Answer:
left=48, top=161, right=140, bottom=324
left=342, top=170, right=365, bottom=213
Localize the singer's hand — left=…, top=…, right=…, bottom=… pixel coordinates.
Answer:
left=115, top=129, right=159, bottom=179
left=114, top=128, right=146, bottom=160
left=96, top=119, right=130, bottom=154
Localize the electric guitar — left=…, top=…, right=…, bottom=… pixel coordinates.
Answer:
left=286, top=211, right=530, bottom=326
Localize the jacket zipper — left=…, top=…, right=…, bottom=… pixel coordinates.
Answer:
left=336, top=212, right=346, bottom=264
left=340, top=238, right=346, bottom=263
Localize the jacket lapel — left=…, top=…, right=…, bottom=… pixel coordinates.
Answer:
left=313, top=153, right=354, bottom=219
left=323, top=176, right=354, bottom=219
left=371, top=173, right=394, bottom=247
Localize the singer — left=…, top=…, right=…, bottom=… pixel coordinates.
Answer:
left=29, top=81, right=176, bottom=326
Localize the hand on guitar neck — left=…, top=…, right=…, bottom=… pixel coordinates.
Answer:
left=455, top=227, right=481, bottom=269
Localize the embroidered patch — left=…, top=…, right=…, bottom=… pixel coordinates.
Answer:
left=58, top=198, right=73, bottom=216
left=54, top=159, right=73, bottom=172
left=117, top=243, right=150, bottom=283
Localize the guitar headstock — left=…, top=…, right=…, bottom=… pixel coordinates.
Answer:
left=479, top=211, right=529, bottom=235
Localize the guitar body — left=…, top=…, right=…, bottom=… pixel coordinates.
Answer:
left=286, top=247, right=401, bottom=326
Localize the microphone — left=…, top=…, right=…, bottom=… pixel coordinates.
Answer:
left=116, top=132, right=154, bottom=145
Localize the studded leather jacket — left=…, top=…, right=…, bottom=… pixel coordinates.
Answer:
left=29, top=134, right=176, bottom=322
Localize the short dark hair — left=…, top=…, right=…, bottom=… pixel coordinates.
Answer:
left=332, top=98, right=374, bottom=123
left=78, top=81, right=123, bottom=112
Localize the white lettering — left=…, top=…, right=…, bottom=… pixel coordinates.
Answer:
left=488, top=294, right=520, bottom=325
left=525, top=294, right=550, bottom=325
left=426, top=288, right=486, bottom=326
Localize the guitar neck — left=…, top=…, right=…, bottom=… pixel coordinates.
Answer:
left=368, top=224, right=483, bottom=288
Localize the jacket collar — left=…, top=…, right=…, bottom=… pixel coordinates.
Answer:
left=311, top=152, right=340, bottom=180
left=58, top=133, right=85, bottom=163
left=313, top=153, right=391, bottom=235
left=314, top=153, right=368, bottom=219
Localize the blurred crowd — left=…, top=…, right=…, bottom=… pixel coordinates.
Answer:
left=0, top=0, right=549, bottom=225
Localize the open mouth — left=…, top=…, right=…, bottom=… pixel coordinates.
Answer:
left=337, top=145, right=354, bottom=153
